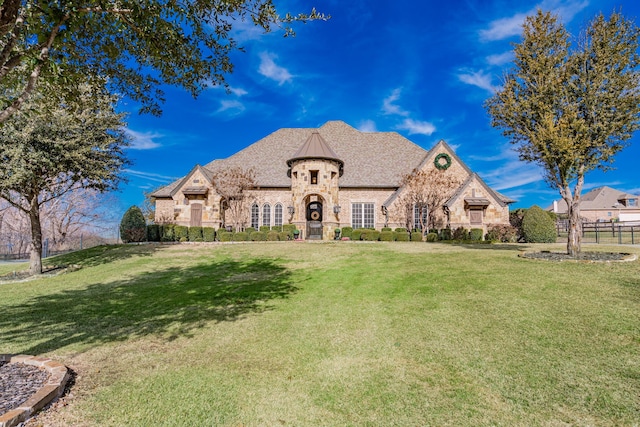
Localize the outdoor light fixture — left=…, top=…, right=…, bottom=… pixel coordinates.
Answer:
left=333, top=205, right=341, bottom=214
left=288, top=206, right=295, bottom=215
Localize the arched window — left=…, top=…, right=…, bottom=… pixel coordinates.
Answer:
left=262, top=203, right=271, bottom=227
left=274, top=203, right=283, bottom=227
left=251, top=203, right=259, bottom=229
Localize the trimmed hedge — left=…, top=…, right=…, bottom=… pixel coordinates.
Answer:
left=381, top=227, right=392, bottom=232
left=251, top=231, right=267, bottom=241
left=379, top=231, right=395, bottom=241
left=282, top=224, right=297, bottom=239
left=364, top=230, right=380, bottom=241
left=174, top=225, right=188, bottom=242
left=452, top=227, right=468, bottom=240
left=267, top=231, right=279, bottom=241
left=395, top=231, right=410, bottom=241
left=485, top=224, right=518, bottom=243
left=522, top=205, right=556, bottom=243
left=245, top=227, right=256, bottom=234
left=233, top=232, right=249, bottom=241
left=395, top=227, right=407, bottom=232
left=146, top=224, right=160, bottom=242
left=440, top=228, right=452, bottom=241
left=410, top=231, right=423, bottom=242
left=161, top=224, right=175, bottom=242
left=203, top=227, right=216, bottom=242
left=278, top=231, right=290, bottom=241
left=218, top=231, right=233, bottom=242
left=469, top=228, right=483, bottom=241
left=426, top=232, right=438, bottom=242
left=259, top=226, right=271, bottom=232
left=188, top=226, right=204, bottom=242
left=341, top=227, right=353, bottom=239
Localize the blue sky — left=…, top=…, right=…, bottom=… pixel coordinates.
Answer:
left=119, top=0, right=640, bottom=216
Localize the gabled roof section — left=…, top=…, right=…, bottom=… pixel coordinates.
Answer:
left=150, top=164, right=211, bottom=198
left=549, top=186, right=638, bottom=212
left=445, top=173, right=510, bottom=208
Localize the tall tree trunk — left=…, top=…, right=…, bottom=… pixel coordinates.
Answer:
left=565, top=198, right=582, bottom=256
left=28, top=195, right=43, bottom=275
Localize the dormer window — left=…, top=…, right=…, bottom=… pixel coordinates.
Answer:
left=310, top=170, right=318, bottom=185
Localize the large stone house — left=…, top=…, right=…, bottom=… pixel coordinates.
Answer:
left=151, top=121, right=514, bottom=239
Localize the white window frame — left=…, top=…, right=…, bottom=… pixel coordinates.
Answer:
left=262, top=203, right=271, bottom=227
left=352, top=203, right=375, bottom=229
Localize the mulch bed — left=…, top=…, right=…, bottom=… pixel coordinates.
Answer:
left=520, top=251, right=635, bottom=262
left=0, top=362, right=50, bottom=415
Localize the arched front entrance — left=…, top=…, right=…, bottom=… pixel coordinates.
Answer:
left=306, top=201, right=323, bottom=240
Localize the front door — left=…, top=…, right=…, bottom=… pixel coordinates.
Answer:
left=190, top=203, right=203, bottom=227
left=306, top=202, right=323, bottom=240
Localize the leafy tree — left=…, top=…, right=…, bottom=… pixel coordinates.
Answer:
left=392, top=167, right=461, bottom=234
left=213, top=166, right=257, bottom=232
left=0, top=0, right=327, bottom=123
left=0, top=82, right=129, bottom=274
left=120, top=206, right=146, bottom=243
left=486, top=10, right=640, bottom=255
left=522, top=205, right=557, bottom=243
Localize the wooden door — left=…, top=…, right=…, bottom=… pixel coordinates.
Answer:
left=190, top=204, right=203, bottom=227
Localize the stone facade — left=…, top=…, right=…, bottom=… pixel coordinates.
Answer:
left=151, top=121, right=514, bottom=239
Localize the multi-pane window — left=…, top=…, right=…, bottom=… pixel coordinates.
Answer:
left=351, top=203, right=374, bottom=229
left=274, top=203, right=283, bottom=227
left=262, top=203, right=271, bottom=227
left=251, top=203, right=259, bottom=229
left=414, top=204, right=428, bottom=231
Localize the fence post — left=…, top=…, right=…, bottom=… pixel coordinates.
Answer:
left=618, top=226, right=622, bottom=245
left=595, top=222, right=599, bottom=244
left=632, top=226, right=635, bottom=245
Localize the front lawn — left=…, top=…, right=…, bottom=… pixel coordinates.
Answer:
left=1, top=242, right=638, bottom=426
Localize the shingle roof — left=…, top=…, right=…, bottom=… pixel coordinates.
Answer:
left=548, top=186, right=639, bottom=212
left=154, top=121, right=429, bottom=195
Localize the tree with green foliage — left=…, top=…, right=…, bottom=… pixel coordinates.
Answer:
left=486, top=10, right=640, bottom=256
left=0, top=0, right=328, bottom=123
left=0, top=81, right=129, bottom=274
left=120, top=206, right=146, bottom=243
left=522, top=205, right=557, bottom=243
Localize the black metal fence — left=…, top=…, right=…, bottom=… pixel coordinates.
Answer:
left=556, top=220, right=639, bottom=245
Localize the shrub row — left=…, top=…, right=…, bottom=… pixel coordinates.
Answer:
left=144, top=224, right=298, bottom=243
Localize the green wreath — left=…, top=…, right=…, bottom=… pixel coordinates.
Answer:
left=434, top=153, right=452, bottom=170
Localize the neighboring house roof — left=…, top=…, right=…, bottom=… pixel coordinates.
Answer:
left=547, top=186, right=639, bottom=212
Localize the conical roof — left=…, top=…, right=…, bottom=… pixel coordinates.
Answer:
left=287, top=131, right=344, bottom=169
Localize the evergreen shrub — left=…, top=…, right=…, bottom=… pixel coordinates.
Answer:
left=410, top=231, right=423, bottom=242
left=469, top=228, right=484, bottom=241
left=146, top=224, right=160, bottom=242
left=365, top=230, right=380, bottom=241
left=426, top=232, right=438, bottom=242
left=395, top=231, right=410, bottom=241
left=452, top=227, right=468, bottom=240
left=440, top=228, right=452, bottom=241
left=267, top=231, right=279, bottom=241
left=485, top=224, right=518, bottom=243
left=188, top=226, right=204, bottom=242
left=161, top=224, right=175, bottom=242
left=522, top=205, right=557, bottom=243
left=341, top=227, right=353, bottom=239
left=174, top=225, right=188, bottom=241
left=233, top=232, right=249, bottom=241
left=218, top=232, right=232, bottom=242
left=277, top=231, right=290, bottom=241
left=120, top=205, right=146, bottom=243
left=251, top=231, right=267, bottom=241
left=395, top=227, right=407, bottom=232
left=379, top=231, right=395, bottom=241
left=203, top=227, right=216, bottom=242
left=381, top=227, right=392, bottom=232
left=259, top=226, right=271, bottom=232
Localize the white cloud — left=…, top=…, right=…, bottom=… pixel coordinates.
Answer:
left=457, top=70, right=500, bottom=94
left=357, top=120, right=377, bottom=132
left=479, top=0, right=589, bottom=42
left=125, top=129, right=162, bottom=150
left=229, top=86, right=249, bottom=97
left=124, top=169, right=178, bottom=183
left=258, top=52, right=293, bottom=85
left=216, top=100, right=246, bottom=115
left=382, top=88, right=409, bottom=116
left=486, top=51, right=513, bottom=66
left=479, top=12, right=529, bottom=42
left=397, top=118, right=436, bottom=136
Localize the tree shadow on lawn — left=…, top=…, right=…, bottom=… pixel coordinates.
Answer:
left=450, top=243, right=529, bottom=251
left=1, top=257, right=296, bottom=355
left=47, top=244, right=162, bottom=268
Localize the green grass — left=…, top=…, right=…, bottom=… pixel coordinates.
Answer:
left=1, top=242, right=639, bottom=426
